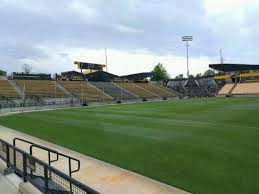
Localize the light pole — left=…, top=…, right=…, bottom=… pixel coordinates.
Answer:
left=182, top=36, right=193, bottom=78
left=105, top=48, right=108, bottom=72
left=220, top=49, right=224, bottom=65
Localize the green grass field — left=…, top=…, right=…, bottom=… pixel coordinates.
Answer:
left=1, top=97, right=259, bottom=194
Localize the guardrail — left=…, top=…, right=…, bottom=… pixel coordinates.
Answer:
left=0, top=139, right=100, bottom=194
left=0, top=99, right=80, bottom=109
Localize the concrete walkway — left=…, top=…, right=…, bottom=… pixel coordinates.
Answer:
left=0, top=125, right=191, bottom=194
left=0, top=174, right=19, bottom=194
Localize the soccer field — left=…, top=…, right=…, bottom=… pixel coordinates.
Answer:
left=1, top=97, right=259, bottom=194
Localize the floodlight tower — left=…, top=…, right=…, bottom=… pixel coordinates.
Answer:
left=182, top=36, right=193, bottom=78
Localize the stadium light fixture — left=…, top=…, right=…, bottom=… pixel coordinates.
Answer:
left=182, top=36, right=193, bottom=78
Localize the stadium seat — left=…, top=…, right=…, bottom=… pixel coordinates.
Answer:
left=232, top=82, right=259, bottom=95
left=218, top=83, right=235, bottom=95
left=90, top=82, right=137, bottom=100
left=115, top=82, right=158, bottom=98
left=16, top=80, right=65, bottom=98
left=136, top=83, right=176, bottom=97
left=59, top=81, right=113, bottom=101
left=0, top=80, right=19, bottom=99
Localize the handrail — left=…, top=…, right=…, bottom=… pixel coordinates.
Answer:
left=13, top=138, right=59, bottom=166
left=30, top=144, right=80, bottom=177
left=13, top=137, right=80, bottom=177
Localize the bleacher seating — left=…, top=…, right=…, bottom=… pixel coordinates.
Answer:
left=115, top=82, right=158, bottom=98
left=167, top=80, right=187, bottom=96
left=59, top=81, right=113, bottom=101
left=232, top=82, right=259, bottom=95
left=218, top=83, right=234, bottom=95
left=90, top=82, right=136, bottom=100
left=154, top=83, right=178, bottom=94
left=135, top=83, right=175, bottom=97
left=16, top=80, right=65, bottom=98
left=0, top=80, right=19, bottom=98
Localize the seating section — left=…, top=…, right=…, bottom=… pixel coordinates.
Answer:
left=136, top=83, right=175, bottom=97
left=218, top=83, right=234, bottom=95
left=59, top=81, right=113, bottom=101
left=16, top=80, right=65, bottom=98
left=115, top=83, right=158, bottom=98
left=154, top=83, right=178, bottom=95
left=0, top=80, right=19, bottom=98
left=232, top=82, right=259, bottom=95
left=90, top=82, right=136, bottom=100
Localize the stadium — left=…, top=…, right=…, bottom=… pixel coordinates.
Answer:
left=1, top=60, right=259, bottom=194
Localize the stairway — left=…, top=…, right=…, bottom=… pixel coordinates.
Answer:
left=228, top=83, right=238, bottom=95
left=8, top=80, right=24, bottom=99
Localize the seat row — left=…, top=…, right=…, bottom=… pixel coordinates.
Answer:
left=0, top=80, right=176, bottom=101
left=218, top=82, right=259, bottom=95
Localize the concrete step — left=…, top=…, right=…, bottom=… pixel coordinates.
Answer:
left=8, top=80, right=24, bottom=98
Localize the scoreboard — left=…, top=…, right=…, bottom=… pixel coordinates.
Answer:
left=74, top=61, right=106, bottom=71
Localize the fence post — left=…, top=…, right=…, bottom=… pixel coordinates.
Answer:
left=13, top=149, right=16, bottom=170
left=69, top=158, right=72, bottom=192
left=23, top=153, right=27, bottom=182
left=6, top=144, right=10, bottom=168
left=44, top=166, right=49, bottom=194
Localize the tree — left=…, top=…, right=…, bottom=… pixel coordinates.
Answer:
left=22, top=64, right=32, bottom=74
left=151, top=63, right=170, bottom=81
left=0, top=69, right=6, bottom=76
left=203, top=69, right=215, bottom=77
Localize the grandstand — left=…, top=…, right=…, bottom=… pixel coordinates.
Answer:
left=232, top=82, right=259, bottom=95
left=210, top=63, right=259, bottom=96
left=218, top=83, right=235, bottom=96
left=0, top=80, right=19, bottom=99
left=167, top=77, right=218, bottom=97
left=59, top=81, right=113, bottom=102
left=90, top=82, right=137, bottom=100
left=115, top=82, right=159, bottom=98
left=135, top=82, right=175, bottom=97
left=0, top=62, right=259, bottom=110
left=167, top=80, right=187, bottom=96
left=154, top=82, right=179, bottom=95
left=15, top=80, right=66, bottom=98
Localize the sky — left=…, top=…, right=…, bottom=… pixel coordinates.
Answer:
left=0, top=0, right=259, bottom=78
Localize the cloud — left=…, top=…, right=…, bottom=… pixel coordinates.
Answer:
left=0, top=0, right=259, bottom=77
left=204, top=0, right=259, bottom=16
left=114, top=25, right=143, bottom=34
left=68, top=0, right=97, bottom=19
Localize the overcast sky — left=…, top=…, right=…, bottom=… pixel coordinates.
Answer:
left=0, top=0, right=259, bottom=77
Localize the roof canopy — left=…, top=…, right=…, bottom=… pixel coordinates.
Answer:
left=209, top=63, right=259, bottom=72
left=84, top=71, right=119, bottom=82
left=120, top=72, right=153, bottom=80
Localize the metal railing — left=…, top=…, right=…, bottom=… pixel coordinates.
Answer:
left=0, top=139, right=100, bottom=194
left=13, top=138, right=80, bottom=177
left=0, top=98, right=80, bottom=109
